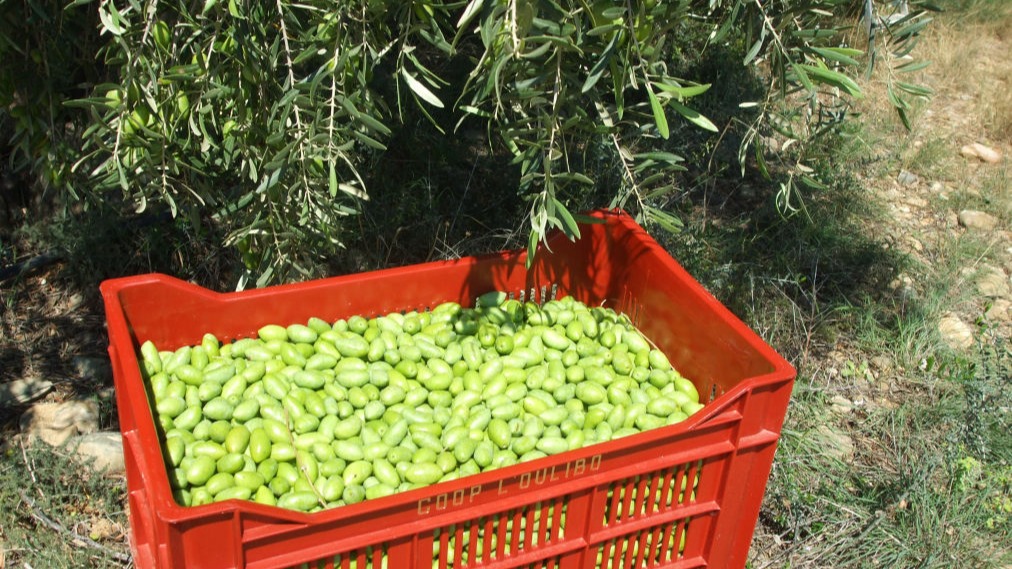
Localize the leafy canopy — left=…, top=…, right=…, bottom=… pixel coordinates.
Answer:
left=2, top=0, right=934, bottom=285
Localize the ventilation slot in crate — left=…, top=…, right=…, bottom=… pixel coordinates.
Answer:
left=602, top=460, right=702, bottom=527
left=518, top=555, right=565, bottom=569
left=433, top=498, right=568, bottom=567
left=595, top=518, right=690, bottom=569
left=289, top=543, right=388, bottom=569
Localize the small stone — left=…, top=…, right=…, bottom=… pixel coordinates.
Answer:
left=938, top=314, right=974, bottom=350
left=86, top=518, right=124, bottom=541
left=958, top=210, right=999, bottom=231
left=976, top=266, right=1010, bottom=298
left=985, top=299, right=1011, bottom=322
left=929, top=181, right=945, bottom=193
left=978, top=144, right=999, bottom=161
left=829, top=395, right=854, bottom=415
left=20, top=399, right=100, bottom=447
left=813, top=425, right=855, bottom=462
left=897, top=170, right=919, bottom=186
left=65, top=292, right=85, bottom=311
left=72, top=356, right=112, bottom=383
left=70, top=432, right=125, bottom=474
left=871, top=355, right=894, bottom=374
left=0, top=377, right=54, bottom=407
left=889, top=274, right=917, bottom=300
left=960, top=143, right=1002, bottom=164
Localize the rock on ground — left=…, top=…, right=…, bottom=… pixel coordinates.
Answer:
left=72, top=356, right=112, bottom=383
left=813, top=424, right=855, bottom=463
left=938, top=314, right=975, bottom=350
left=829, top=395, right=855, bottom=415
left=0, top=377, right=54, bottom=407
left=70, top=432, right=125, bottom=474
left=897, top=170, right=919, bottom=186
left=975, top=265, right=1010, bottom=298
left=958, top=210, right=999, bottom=231
left=19, top=399, right=100, bottom=446
left=985, top=299, right=1011, bottom=322
left=960, top=142, right=1003, bottom=164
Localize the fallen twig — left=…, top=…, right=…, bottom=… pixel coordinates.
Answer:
left=18, top=491, right=132, bottom=565
left=17, top=438, right=38, bottom=489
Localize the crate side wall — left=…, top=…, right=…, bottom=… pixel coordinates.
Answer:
left=242, top=393, right=751, bottom=569
left=529, top=213, right=782, bottom=401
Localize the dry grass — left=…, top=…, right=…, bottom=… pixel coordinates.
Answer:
left=924, top=1, right=1012, bottom=144
left=745, top=3, right=1012, bottom=568
left=854, top=0, right=1012, bottom=168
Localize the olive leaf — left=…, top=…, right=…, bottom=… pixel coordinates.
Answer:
left=2, top=0, right=933, bottom=285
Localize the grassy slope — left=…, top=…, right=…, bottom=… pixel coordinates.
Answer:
left=745, top=1, right=1011, bottom=566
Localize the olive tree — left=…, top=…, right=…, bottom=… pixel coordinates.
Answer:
left=8, top=0, right=935, bottom=285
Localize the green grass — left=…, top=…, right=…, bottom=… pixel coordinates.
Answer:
left=651, top=7, right=1012, bottom=564
left=652, top=116, right=1002, bottom=567
left=757, top=330, right=1011, bottom=568
left=733, top=6, right=1012, bottom=561
left=0, top=441, right=131, bottom=567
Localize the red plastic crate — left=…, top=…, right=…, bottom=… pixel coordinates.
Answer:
left=101, top=210, right=795, bottom=569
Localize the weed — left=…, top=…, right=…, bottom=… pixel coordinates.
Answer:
left=759, top=344, right=1010, bottom=567
left=742, top=2, right=1011, bottom=565
left=0, top=440, right=130, bottom=567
